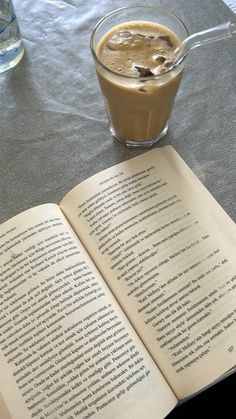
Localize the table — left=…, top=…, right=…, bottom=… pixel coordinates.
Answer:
left=224, top=0, right=236, bottom=13
left=0, top=0, right=235, bottom=418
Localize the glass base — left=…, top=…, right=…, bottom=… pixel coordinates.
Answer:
left=110, top=125, right=168, bottom=148
left=0, top=44, right=25, bottom=73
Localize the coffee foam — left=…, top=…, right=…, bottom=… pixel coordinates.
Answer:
left=98, top=21, right=180, bottom=77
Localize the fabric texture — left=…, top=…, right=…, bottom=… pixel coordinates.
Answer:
left=224, top=0, right=236, bottom=13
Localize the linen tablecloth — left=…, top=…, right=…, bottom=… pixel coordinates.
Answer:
left=0, top=1, right=235, bottom=418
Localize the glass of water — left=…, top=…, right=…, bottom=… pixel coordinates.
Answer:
left=0, top=0, right=24, bottom=73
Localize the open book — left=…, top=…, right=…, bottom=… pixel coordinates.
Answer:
left=0, top=146, right=236, bottom=419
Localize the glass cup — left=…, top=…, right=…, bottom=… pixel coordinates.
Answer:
left=0, top=0, right=24, bottom=73
left=90, top=6, right=188, bottom=147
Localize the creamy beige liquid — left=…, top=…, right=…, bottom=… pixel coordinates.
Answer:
left=96, top=21, right=183, bottom=144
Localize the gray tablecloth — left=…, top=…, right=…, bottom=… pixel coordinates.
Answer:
left=0, top=1, right=235, bottom=417
left=224, top=0, right=236, bottom=12
left=0, top=0, right=235, bottom=226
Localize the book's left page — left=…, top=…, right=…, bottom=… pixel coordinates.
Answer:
left=0, top=204, right=177, bottom=419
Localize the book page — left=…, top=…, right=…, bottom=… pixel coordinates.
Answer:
left=0, top=393, right=12, bottom=419
left=0, top=203, right=176, bottom=419
left=60, top=145, right=236, bottom=399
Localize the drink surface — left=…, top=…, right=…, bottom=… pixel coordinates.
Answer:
left=97, top=21, right=180, bottom=77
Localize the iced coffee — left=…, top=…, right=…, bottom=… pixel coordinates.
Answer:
left=91, top=7, right=188, bottom=147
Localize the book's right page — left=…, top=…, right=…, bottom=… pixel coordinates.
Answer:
left=60, top=145, right=236, bottom=400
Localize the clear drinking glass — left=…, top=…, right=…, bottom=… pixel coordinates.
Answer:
left=0, top=0, right=24, bottom=73
left=90, top=6, right=188, bottom=147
